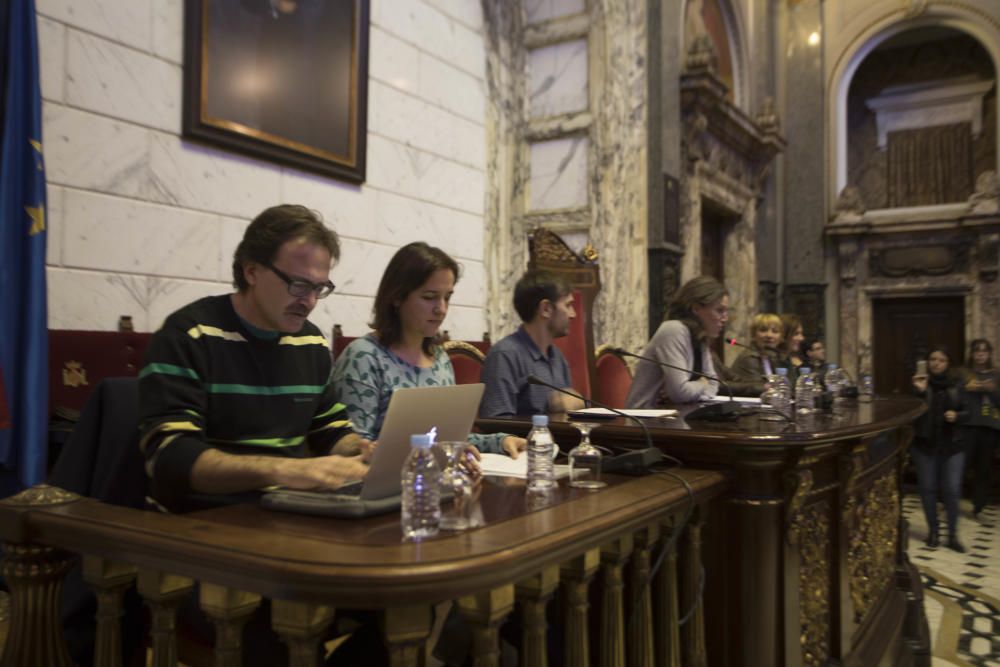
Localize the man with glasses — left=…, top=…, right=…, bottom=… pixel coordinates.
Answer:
left=139, top=204, right=370, bottom=512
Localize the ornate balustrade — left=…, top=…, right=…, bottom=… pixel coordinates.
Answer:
left=0, top=469, right=727, bottom=667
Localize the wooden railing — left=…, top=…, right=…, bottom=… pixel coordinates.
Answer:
left=0, top=469, right=727, bottom=666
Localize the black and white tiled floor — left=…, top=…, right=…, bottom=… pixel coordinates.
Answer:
left=904, top=496, right=1000, bottom=666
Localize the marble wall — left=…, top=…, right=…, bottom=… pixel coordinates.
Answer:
left=482, top=0, right=649, bottom=354
left=38, top=0, right=491, bottom=340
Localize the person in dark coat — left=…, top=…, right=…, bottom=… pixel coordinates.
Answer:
left=912, top=346, right=971, bottom=552
left=960, top=339, right=1000, bottom=520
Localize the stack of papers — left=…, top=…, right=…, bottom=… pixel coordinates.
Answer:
left=480, top=453, right=571, bottom=479
left=568, top=407, right=677, bottom=418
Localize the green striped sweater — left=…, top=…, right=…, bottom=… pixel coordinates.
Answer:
left=139, top=294, right=353, bottom=509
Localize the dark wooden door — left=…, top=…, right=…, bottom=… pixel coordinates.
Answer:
left=873, top=297, right=965, bottom=394
left=701, top=202, right=733, bottom=359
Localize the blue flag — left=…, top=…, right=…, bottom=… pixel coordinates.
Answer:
left=0, top=0, right=48, bottom=494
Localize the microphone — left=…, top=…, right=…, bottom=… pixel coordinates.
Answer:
left=725, top=337, right=751, bottom=350
left=525, top=375, right=664, bottom=474
left=610, top=348, right=743, bottom=421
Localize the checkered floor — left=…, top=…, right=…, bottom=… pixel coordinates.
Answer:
left=904, top=496, right=1000, bottom=666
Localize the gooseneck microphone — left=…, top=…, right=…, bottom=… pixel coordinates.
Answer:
left=525, top=375, right=662, bottom=471
left=725, top=337, right=751, bottom=350
left=610, top=348, right=742, bottom=420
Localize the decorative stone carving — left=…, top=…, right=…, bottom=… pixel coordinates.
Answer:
left=685, top=113, right=709, bottom=163
left=869, top=244, right=968, bottom=278
left=903, top=0, right=930, bottom=18
left=969, top=170, right=1000, bottom=215
left=756, top=96, right=780, bottom=134
left=831, top=186, right=866, bottom=224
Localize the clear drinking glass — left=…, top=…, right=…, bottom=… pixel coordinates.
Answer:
left=568, top=422, right=607, bottom=489
left=437, top=441, right=473, bottom=531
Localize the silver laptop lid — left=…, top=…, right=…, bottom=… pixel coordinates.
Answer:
left=360, top=383, right=485, bottom=500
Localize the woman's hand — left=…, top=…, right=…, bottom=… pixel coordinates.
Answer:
left=944, top=410, right=957, bottom=423
left=462, top=445, right=482, bottom=481
left=502, top=436, right=528, bottom=459
left=912, top=375, right=928, bottom=392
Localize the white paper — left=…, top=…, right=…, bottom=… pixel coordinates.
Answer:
left=568, top=407, right=678, bottom=418
left=705, top=396, right=761, bottom=404
left=480, top=453, right=571, bottom=479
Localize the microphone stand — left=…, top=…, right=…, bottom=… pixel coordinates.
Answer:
left=612, top=348, right=743, bottom=420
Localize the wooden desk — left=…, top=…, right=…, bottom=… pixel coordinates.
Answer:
left=0, top=469, right=726, bottom=666
left=478, top=396, right=931, bottom=667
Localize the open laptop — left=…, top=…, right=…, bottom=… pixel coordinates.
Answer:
left=261, top=383, right=486, bottom=518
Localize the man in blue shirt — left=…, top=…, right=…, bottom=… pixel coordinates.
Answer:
left=479, top=270, right=585, bottom=417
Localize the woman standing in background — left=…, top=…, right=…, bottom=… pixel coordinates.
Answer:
left=912, top=347, right=971, bottom=551
left=962, top=339, right=1000, bottom=520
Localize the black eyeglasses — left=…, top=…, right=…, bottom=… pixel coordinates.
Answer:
left=266, top=263, right=335, bottom=299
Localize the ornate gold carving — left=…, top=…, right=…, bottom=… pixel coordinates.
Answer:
left=786, top=469, right=815, bottom=546
left=0, top=484, right=81, bottom=507
left=799, top=500, right=831, bottom=667
left=847, top=470, right=899, bottom=623
left=840, top=445, right=867, bottom=525
left=531, top=228, right=593, bottom=265
left=442, top=339, right=486, bottom=362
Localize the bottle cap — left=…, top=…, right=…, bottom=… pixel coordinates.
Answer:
left=800, top=367, right=811, bottom=374
left=410, top=433, right=433, bottom=448
left=776, top=367, right=788, bottom=375
left=828, top=363, right=838, bottom=370
left=531, top=414, right=549, bottom=427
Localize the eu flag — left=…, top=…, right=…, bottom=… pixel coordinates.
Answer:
left=0, top=0, right=48, bottom=494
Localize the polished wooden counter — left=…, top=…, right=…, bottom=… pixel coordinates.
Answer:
left=479, top=396, right=931, bottom=667
left=0, top=468, right=727, bottom=666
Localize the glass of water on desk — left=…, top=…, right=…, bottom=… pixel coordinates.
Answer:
left=438, top=441, right=473, bottom=530
left=568, top=422, right=607, bottom=489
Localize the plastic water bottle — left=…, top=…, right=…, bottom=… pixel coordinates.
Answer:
left=775, top=367, right=792, bottom=413
left=527, top=415, right=556, bottom=491
left=826, top=364, right=846, bottom=408
left=859, top=373, right=874, bottom=402
left=401, top=433, right=441, bottom=540
left=760, top=375, right=784, bottom=420
left=795, top=367, right=816, bottom=413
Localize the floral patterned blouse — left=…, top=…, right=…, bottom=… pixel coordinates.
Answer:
left=331, top=334, right=507, bottom=454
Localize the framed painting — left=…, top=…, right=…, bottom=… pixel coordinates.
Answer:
left=182, top=0, right=369, bottom=183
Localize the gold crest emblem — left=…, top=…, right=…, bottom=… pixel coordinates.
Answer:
left=62, top=361, right=88, bottom=388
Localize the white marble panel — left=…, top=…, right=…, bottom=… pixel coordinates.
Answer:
left=47, top=268, right=228, bottom=332
left=524, top=0, right=585, bottom=24
left=332, top=239, right=398, bottom=298
left=148, top=133, right=283, bottom=218
left=369, top=26, right=419, bottom=95
left=451, top=259, right=485, bottom=308
left=62, top=190, right=221, bottom=280
left=46, top=185, right=64, bottom=266
left=43, top=103, right=152, bottom=197
left=151, top=0, right=183, bottom=65
left=423, top=0, right=483, bottom=31
left=66, top=30, right=181, bottom=133
left=218, top=215, right=249, bottom=285
left=37, top=0, right=151, bottom=52
left=370, top=81, right=485, bottom=169
left=279, top=169, right=377, bottom=243
left=311, top=293, right=374, bottom=338
left=528, top=136, right=588, bottom=210
left=441, top=304, right=487, bottom=341
left=37, top=15, right=65, bottom=103
left=368, top=135, right=485, bottom=215
left=372, top=0, right=485, bottom=80
left=375, top=190, right=484, bottom=262
left=529, top=39, right=588, bottom=118
left=418, top=52, right=486, bottom=124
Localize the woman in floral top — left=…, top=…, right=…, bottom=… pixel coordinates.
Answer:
left=332, top=242, right=524, bottom=457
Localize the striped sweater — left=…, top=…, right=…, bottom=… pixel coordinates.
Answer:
left=139, top=294, right=353, bottom=510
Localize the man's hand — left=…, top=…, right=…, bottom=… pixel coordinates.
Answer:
left=502, top=436, right=528, bottom=459
left=330, top=432, right=375, bottom=460
left=548, top=388, right=585, bottom=414
left=274, top=455, right=369, bottom=491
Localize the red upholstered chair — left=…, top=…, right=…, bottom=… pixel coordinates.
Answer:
left=48, top=329, right=154, bottom=417
left=529, top=229, right=601, bottom=400
left=443, top=340, right=485, bottom=385
left=595, top=344, right=633, bottom=408
left=331, top=324, right=357, bottom=361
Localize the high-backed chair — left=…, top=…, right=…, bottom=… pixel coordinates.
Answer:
left=528, top=229, right=601, bottom=400
left=595, top=344, right=633, bottom=408
left=443, top=340, right=485, bottom=385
